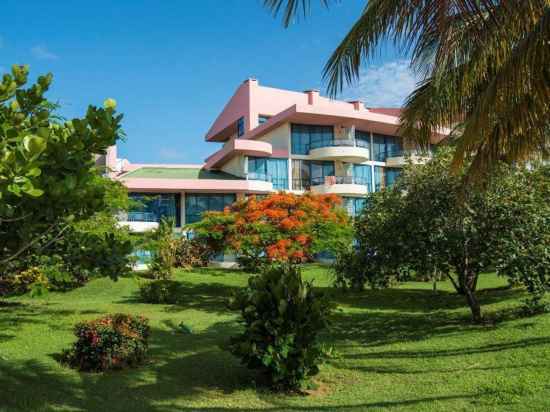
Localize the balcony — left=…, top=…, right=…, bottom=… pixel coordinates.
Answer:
left=118, top=212, right=160, bottom=232
left=307, top=139, right=370, bottom=163
left=309, top=176, right=370, bottom=196
left=385, top=149, right=432, bottom=167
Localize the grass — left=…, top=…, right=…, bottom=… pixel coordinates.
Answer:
left=1, top=265, right=549, bottom=412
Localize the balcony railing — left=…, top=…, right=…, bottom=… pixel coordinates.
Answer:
left=126, top=211, right=158, bottom=222
left=306, top=138, right=370, bottom=152
left=310, top=175, right=370, bottom=186
left=247, top=172, right=288, bottom=190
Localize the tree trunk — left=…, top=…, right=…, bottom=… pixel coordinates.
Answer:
left=464, top=286, right=482, bottom=323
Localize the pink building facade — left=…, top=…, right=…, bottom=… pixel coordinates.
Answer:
left=105, top=79, right=441, bottom=233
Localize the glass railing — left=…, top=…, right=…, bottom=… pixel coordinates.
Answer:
left=310, top=176, right=370, bottom=186
left=247, top=173, right=288, bottom=190
left=126, top=211, right=158, bottom=222
left=307, top=139, right=370, bottom=152
left=385, top=148, right=433, bottom=159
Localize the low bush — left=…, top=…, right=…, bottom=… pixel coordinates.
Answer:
left=174, top=237, right=212, bottom=268
left=228, top=264, right=334, bottom=391
left=62, top=313, right=150, bottom=372
left=8, top=267, right=50, bottom=296
left=138, top=279, right=184, bottom=304
left=148, top=219, right=177, bottom=279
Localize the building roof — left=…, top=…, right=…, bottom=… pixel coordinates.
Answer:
left=121, top=167, right=241, bottom=180
left=368, top=108, right=403, bottom=117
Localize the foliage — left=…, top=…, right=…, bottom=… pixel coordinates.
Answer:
left=62, top=313, right=150, bottom=372
left=148, top=218, right=177, bottom=279
left=228, top=264, right=334, bottom=391
left=0, top=64, right=124, bottom=275
left=191, top=192, right=352, bottom=270
left=138, top=279, right=184, bottom=304
left=341, top=148, right=550, bottom=322
left=173, top=237, right=213, bottom=269
left=8, top=266, right=49, bottom=296
left=265, top=1, right=550, bottom=180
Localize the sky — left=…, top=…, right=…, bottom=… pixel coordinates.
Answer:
left=1, top=0, right=416, bottom=164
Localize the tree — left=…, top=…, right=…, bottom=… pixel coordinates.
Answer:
left=340, top=148, right=550, bottom=322
left=191, top=192, right=352, bottom=270
left=0, top=65, right=124, bottom=274
left=263, top=1, right=550, bottom=180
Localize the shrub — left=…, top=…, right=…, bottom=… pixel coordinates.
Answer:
left=138, top=280, right=183, bottom=304
left=63, top=313, right=150, bottom=372
left=228, top=265, right=334, bottom=391
left=9, top=267, right=49, bottom=296
left=149, top=218, right=177, bottom=279
left=174, top=237, right=212, bottom=269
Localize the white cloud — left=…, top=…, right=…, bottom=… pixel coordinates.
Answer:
left=30, top=45, right=59, bottom=60
left=340, top=59, right=419, bottom=107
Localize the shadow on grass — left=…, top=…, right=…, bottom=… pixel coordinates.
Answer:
left=0, top=355, right=478, bottom=412
left=321, top=285, right=524, bottom=313
left=119, top=281, right=242, bottom=316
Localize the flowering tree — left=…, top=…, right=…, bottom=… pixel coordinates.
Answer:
left=192, top=192, right=352, bottom=270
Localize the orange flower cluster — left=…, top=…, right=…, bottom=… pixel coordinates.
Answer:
left=195, top=192, right=347, bottom=265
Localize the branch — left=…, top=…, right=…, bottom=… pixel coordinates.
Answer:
left=0, top=213, right=33, bottom=225
left=0, top=223, right=68, bottom=265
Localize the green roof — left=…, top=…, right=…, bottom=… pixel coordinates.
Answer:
left=122, top=167, right=242, bottom=180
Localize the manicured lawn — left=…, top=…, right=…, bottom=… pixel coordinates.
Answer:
left=1, top=265, right=549, bottom=411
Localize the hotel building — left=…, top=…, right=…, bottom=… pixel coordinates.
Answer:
left=102, top=78, right=441, bottom=232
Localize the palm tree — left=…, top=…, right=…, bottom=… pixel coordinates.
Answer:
left=264, top=0, right=550, bottom=181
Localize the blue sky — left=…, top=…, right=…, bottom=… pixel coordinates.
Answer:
left=1, top=0, right=414, bottom=164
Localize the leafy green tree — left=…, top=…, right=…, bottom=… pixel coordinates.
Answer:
left=340, top=148, right=549, bottom=322
left=264, top=1, right=549, bottom=180
left=0, top=65, right=124, bottom=273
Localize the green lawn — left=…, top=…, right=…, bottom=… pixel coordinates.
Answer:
left=1, top=265, right=549, bottom=412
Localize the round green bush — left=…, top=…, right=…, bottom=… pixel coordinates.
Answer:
left=138, top=279, right=183, bottom=304
left=228, top=264, right=334, bottom=391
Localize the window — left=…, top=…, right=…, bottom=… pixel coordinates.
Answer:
left=128, top=193, right=181, bottom=226
left=374, top=166, right=385, bottom=191
left=292, top=159, right=334, bottom=189
left=292, top=159, right=310, bottom=190
left=248, top=157, right=288, bottom=190
left=355, top=130, right=370, bottom=150
left=185, top=194, right=236, bottom=224
left=343, top=197, right=367, bottom=218
left=353, top=164, right=372, bottom=191
left=258, top=115, right=270, bottom=125
left=372, top=133, right=402, bottom=161
left=291, top=124, right=334, bottom=154
left=386, top=168, right=402, bottom=188
left=237, top=117, right=245, bottom=137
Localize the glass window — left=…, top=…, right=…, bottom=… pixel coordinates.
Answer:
left=248, top=157, right=288, bottom=190
left=184, top=194, right=236, bottom=224
left=372, top=134, right=402, bottom=161
left=258, top=115, right=270, bottom=124
left=291, top=124, right=334, bottom=154
left=128, top=193, right=181, bottom=226
left=355, top=130, right=370, bottom=150
left=310, top=161, right=335, bottom=186
left=386, top=168, right=402, bottom=188
left=374, top=166, right=385, bottom=191
left=237, top=117, right=245, bottom=137
left=292, top=159, right=310, bottom=190
left=353, top=164, right=372, bottom=191
left=343, top=197, right=367, bottom=218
